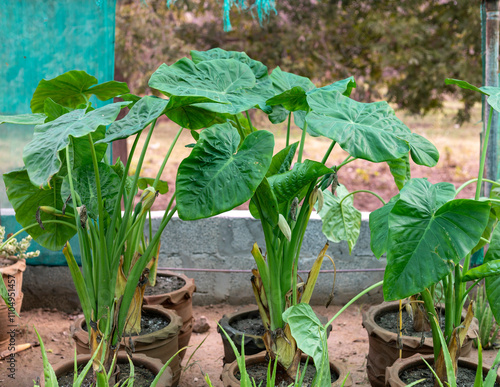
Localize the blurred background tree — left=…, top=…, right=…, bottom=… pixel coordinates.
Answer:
left=115, top=0, right=480, bottom=123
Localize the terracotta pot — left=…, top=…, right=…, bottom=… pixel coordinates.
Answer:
left=39, top=353, right=172, bottom=386
left=385, top=354, right=500, bottom=386
left=362, top=301, right=477, bottom=387
left=0, top=257, right=26, bottom=352
left=143, top=269, right=196, bottom=354
left=221, top=352, right=353, bottom=387
left=218, top=307, right=333, bottom=364
left=72, top=305, right=183, bottom=386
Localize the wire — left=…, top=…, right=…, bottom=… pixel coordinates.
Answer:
left=157, top=267, right=384, bottom=274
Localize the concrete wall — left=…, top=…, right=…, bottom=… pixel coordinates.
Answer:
left=22, top=210, right=386, bottom=312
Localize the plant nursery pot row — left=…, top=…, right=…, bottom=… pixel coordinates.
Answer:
left=40, top=353, right=172, bottom=387
left=362, top=301, right=477, bottom=387
left=72, top=305, right=183, bottom=386
left=218, top=307, right=333, bottom=364
left=385, top=354, right=500, bottom=386
left=221, top=352, right=353, bottom=387
left=0, top=257, right=26, bottom=352
left=143, top=269, right=196, bottom=353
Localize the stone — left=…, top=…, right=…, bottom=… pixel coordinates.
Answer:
left=193, top=316, right=210, bottom=333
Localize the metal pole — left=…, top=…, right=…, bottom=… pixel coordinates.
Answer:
left=483, top=0, right=500, bottom=194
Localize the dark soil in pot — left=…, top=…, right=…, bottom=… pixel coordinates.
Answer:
left=145, top=275, right=186, bottom=296
left=400, top=365, right=500, bottom=387
left=236, top=359, right=339, bottom=387
left=375, top=309, right=444, bottom=338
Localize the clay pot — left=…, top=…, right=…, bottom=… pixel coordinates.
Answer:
left=39, top=353, right=172, bottom=387
left=362, top=301, right=477, bottom=387
left=218, top=307, right=333, bottom=364
left=0, top=257, right=26, bottom=352
left=221, top=352, right=353, bottom=387
left=72, top=305, right=182, bottom=386
left=385, top=354, right=500, bottom=386
left=143, top=269, right=196, bottom=354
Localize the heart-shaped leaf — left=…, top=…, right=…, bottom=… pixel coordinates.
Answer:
left=30, top=70, right=129, bottom=113
left=3, top=168, right=76, bottom=250
left=268, top=67, right=315, bottom=113
left=164, top=95, right=219, bottom=129
left=61, top=163, right=121, bottom=220
left=23, top=102, right=128, bottom=188
left=318, top=184, right=362, bottom=253
left=149, top=58, right=266, bottom=114
left=369, top=195, right=400, bottom=259
left=98, top=96, right=168, bottom=143
left=176, top=123, right=274, bottom=220
left=43, top=98, right=71, bottom=122
left=306, top=90, right=410, bottom=163
left=267, top=160, right=332, bottom=204
left=383, top=178, right=490, bottom=300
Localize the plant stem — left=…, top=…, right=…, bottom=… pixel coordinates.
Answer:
left=321, top=141, right=336, bottom=164
left=421, top=288, right=441, bottom=359
left=286, top=112, right=292, bottom=147
left=245, top=111, right=255, bottom=132
left=233, top=114, right=246, bottom=140
left=455, top=178, right=500, bottom=197
left=476, top=106, right=494, bottom=200
left=297, top=107, right=310, bottom=163
left=339, top=190, right=387, bottom=207
left=337, top=156, right=356, bottom=170
left=153, top=126, right=183, bottom=189
left=326, top=280, right=383, bottom=327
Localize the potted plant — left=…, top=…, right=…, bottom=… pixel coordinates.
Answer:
left=153, top=48, right=439, bottom=383
left=0, top=65, right=274, bottom=382
left=369, top=79, right=500, bottom=385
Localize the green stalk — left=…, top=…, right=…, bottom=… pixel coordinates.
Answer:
left=337, top=156, right=356, bottom=170
left=233, top=114, right=246, bottom=140
left=153, top=126, right=183, bottom=189
left=297, top=107, right=310, bottom=163
left=245, top=111, right=256, bottom=133
left=421, top=288, right=442, bottom=360
left=321, top=141, right=336, bottom=164
left=443, top=274, right=454, bottom=341
left=476, top=106, right=494, bottom=200
left=286, top=112, right=292, bottom=147
left=339, top=190, right=387, bottom=207
left=455, top=178, right=500, bottom=197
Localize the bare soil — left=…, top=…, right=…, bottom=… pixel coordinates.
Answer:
left=1, top=303, right=498, bottom=387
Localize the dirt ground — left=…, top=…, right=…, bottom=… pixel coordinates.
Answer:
left=0, top=303, right=498, bottom=387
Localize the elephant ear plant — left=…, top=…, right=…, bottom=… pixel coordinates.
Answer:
left=157, top=48, right=439, bottom=382
left=369, top=79, right=500, bottom=385
left=0, top=67, right=274, bottom=380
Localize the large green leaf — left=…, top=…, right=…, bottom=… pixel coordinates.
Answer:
left=3, top=168, right=76, bottom=250
left=149, top=58, right=266, bottom=114
left=383, top=178, right=490, bottom=300
left=30, top=70, right=129, bottom=113
left=318, top=184, right=361, bottom=254
left=484, top=225, right=500, bottom=323
left=61, top=163, right=121, bottom=220
left=306, top=90, right=410, bottom=162
left=402, top=133, right=439, bottom=167
left=164, top=95, right=219, bottom=129
left=249, top=177, right=280, bottom=226
left=313, top=76, right=357, bottom=97
left=98, top=96, right=168, bottom=143
left=23, top=102, right=128, bottom=188
left=267, top=160, right=332, bottom=203
left=267, top=86, right=310, bottom=112
left=43, top=98, right=71, bottom=122
left=268, top=67, right=315, bottom=113
left=0, top=113, right=47, bottom=125
left=282, top=304, right=331, bottom=387
left=176, top=123, right=274, bottom=220
left=369, top=195, right=400, bottom=259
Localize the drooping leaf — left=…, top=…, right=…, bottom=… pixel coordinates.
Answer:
left=149, top=58, right=268, bottom=114
left=266, top=142, right=298, bottom=177
left=176, top=123, right=274, bottom=220
left=387, top=155, right=411, bottom=190
left=369, top=195, right=400, bottom=259
left=98, top=96, right=168, bottom=143
left=318, top=185, right=362, bottom=253
left=472, top=210, right=497, bottom=254
left=0, top=113, right=47, bottom=125
left=313, top=76, right=357, bottom=97
left=484, top=225, right=500, bottom=323
left=383, top=178, right=490, bottom=300
left=23, top=102, right=128, bottom=188
left=267, top=160, right=332, bottom=204
left=268, top=105, right=289, bottom=124
left=137, top=177, right=169, bottom=194
left=164, top=95, right=219, bottom=129
left=482, top=86, right=500, bottom=113
left=306, top=90, right=410, bottom=163
left=267, top=86, right=309, bottom=112
left=405, top=133, right=439, bottom=167
left=43, top=98, right=71, bottom=122
left=3, top=168, right=76, bottom=250
left=445, top=79, right=487, bottom=95
left=30, top=70, right=129, bottom=113
left=61, top=163, right=121, bottom=220
left=268, top=67, right=315, bottom=114
left=250, top=177, right=280, bottom=226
